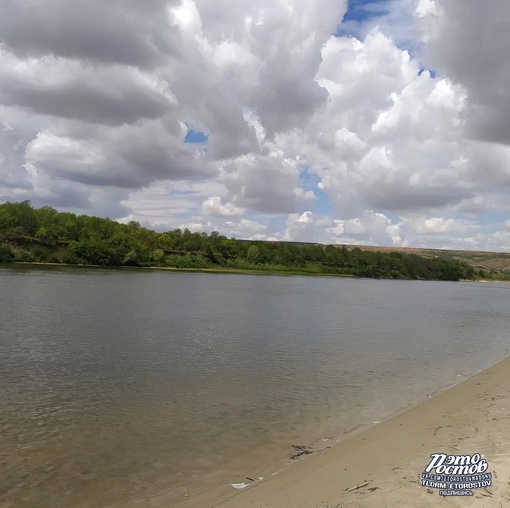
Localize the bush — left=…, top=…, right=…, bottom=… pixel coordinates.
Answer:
left=32, top=246, right=52, bottom=262
left=0, top=245, right=14, bottom=263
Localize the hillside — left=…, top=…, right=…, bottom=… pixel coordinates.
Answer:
left=346, top=245, right=510, bottom=279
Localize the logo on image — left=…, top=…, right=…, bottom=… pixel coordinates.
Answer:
left=420, top=453, right=492, bottom=497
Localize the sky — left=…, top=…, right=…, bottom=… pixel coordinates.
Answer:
left=1, top=0, right=510, bottom=250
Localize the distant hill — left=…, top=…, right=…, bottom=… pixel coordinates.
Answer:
left=343, top=245, right=510, bottom=280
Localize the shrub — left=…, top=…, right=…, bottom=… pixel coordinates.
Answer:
left=0, top=245, right=14, bottom=263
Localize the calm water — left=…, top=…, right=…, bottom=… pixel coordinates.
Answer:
left=1, top=266, right=509, bottom=507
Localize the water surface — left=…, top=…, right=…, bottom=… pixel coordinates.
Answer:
left=1, top=266, right=509, bottom=506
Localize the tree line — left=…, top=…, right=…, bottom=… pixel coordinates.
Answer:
left=0, top=201, right=475, bottom=281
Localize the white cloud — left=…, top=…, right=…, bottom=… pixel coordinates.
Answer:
left=2, top=0, right=510, bottom=251
left=326, top=211, right=404, bottom=246
left=407, top=217, right=475, bottom=235
left=284, top=211, right=315, bottom=242
left=201, top=196, right=245, bottom=217
left=415, top=0, right=442, bottom=19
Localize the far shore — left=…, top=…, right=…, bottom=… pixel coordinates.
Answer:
left=173, top=354, right=510, bottom=508
left=4, top=261, right=509, bottom=282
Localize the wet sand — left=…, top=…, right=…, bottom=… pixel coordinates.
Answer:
left=176, top=354, right=510, bottom=508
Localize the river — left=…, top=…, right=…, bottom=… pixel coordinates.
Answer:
left=1, top=266, right=509, bottom=506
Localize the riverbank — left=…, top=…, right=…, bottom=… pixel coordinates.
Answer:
left=4, top=261, right=501, bottom=282
left=7, top=261, right=356, bottom=278
left=176, top=354, right=510, bottom=507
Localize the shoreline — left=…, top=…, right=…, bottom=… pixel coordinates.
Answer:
left=4, top=261, right=352, bottom=278
left=174, top=354, right=510, bottom=507
left=4, top=261, right=509, bottom=282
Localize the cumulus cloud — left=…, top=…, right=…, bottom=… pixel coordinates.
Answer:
left=219, top=152, right=303, bottom=214
left=284, top=211, right=315, bottom=242
left=0, top=0, right=181, bottom=67
left=201, top=196, right=245, bottom=217
left=0, top=50, right=177, bottom=125
left=1, top=0, right=510, bottom=250
left=424, top=0, right=510, bottom=146
left=326, top=211, right=405, bottom=246
left=407, top=217, right=476, bottom=235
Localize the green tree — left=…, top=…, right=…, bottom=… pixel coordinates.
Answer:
left=247, top=245, right=260, bottom=263
left=0, top=201, right=38, bottom=236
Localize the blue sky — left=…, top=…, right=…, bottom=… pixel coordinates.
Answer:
left=336, top=0, right=390, bottom=37
left=184, top=128, right=208, bottom=144
left=343, top=0, right=390, bottom=23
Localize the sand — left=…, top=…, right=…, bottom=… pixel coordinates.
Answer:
left=175, top=354, right=510, bottom=508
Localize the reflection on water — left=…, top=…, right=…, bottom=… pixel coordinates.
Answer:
left=1, top=266, right=509, bottom=506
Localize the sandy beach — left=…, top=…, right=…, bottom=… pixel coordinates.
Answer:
left=175, top=354, right=510, bottom=508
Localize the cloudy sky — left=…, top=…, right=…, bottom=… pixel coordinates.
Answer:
left=1, top=0, right=509, bottom=250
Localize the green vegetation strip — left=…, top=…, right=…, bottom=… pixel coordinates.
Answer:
left=0, top=201, right=477, bottom=281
